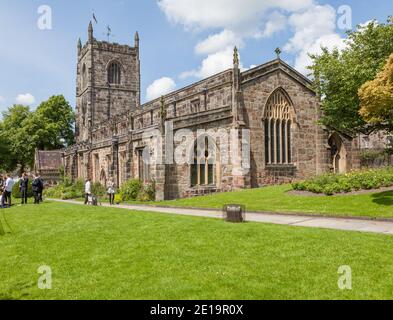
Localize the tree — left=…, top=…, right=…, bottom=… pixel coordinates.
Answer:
left=359, top=53, right=393, bottom=133
left=0, top=95, right=75, bottom=172
left=0, top=122, right=14, bottom=171
left=31, top=95, right=75, bottom=150
left=309, top=18, right=393, bottom=135
left=1, top=105, right=33, bottom=172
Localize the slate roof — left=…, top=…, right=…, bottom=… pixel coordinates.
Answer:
left=35, top=150, right=63, bottom=171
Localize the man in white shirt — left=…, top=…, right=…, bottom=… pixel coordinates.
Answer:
left=1, top=174, right=14, bottom=207
left=84, top=178, right=91, bottom=205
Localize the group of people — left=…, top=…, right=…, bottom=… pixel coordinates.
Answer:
left=84, top=178, right=116, bottom=206
left=0, top=173, right=44, bottom=208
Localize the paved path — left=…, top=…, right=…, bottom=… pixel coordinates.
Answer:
left=50, top=199, right=393, bottom=235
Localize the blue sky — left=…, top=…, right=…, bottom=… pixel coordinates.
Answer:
left=0, top=0, right=391, bottom=113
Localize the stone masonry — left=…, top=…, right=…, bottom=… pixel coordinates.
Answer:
left=62, top=23, right=362, bottom=200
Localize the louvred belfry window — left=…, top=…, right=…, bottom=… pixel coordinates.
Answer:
left=108, top=62, right=121, bottom=85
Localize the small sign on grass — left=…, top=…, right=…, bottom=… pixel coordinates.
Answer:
left=223, top=204, right=246, bottom=223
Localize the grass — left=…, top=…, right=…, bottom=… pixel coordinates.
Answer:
left=155, top=185, right=393, bottom=219
left=1, top=201, right=393, bottom=300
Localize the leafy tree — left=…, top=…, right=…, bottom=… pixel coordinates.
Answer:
left=0, top=122, right=14, bottom=171
left=0, top=95, right=75, bottom=172
left=359, top=53, right=393, bottom=132
left=309, top=18, right=393, bottom=135
left=1, top=105, right=33, bottom=171
left=31, top=95, right=75, bottom=150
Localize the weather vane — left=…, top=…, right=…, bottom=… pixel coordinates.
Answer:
left=104, top=25, right=115, bottom=42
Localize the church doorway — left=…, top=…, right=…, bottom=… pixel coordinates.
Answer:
left=328, top=133, right=347, bottom=174
left=100, top=169, right=107, bottom=187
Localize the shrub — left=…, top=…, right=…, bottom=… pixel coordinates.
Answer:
left=12, top=179, right=33, bottom=198
left=292, top=167, right=393, bottom=196
left=73, top=178, right=85, bottom=195
left=144, top=180, right=156, bottom=201
left=119, top=179, right=143, bottom=201
left=43, top=177, right=105, bottom=200
left=92, top=182, right=106, bottom=196
left=119, top=179, right=156, bottom=202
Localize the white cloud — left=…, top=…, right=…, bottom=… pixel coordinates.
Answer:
left=159, top=0, right=346, bottom=79
left=255, top=11, right=288, bottom=38
left=146, top=77, right=176, bottom=101
left=181, top=47, right=240, bottom=79
left=195, top=30, right=243, bottom=55
left=16, top=93, right=35, bottom=105
left=358, top=19, right=378, bottom=31
left=0, top=96, right=5, bottom=105
left=283, top=4, right=346, bottom=75
left=158, top=0, right=312, bottom=33
left=159, top=0, right=315, bottom=80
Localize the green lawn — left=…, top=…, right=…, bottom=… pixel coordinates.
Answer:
left=1, top=201, right=393, bottom=300
left=156, top=185, right=393, bottom=219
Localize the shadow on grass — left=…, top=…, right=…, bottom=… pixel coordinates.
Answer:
left=372, top=191, right=393, bottom=206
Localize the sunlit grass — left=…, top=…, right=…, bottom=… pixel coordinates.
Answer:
left=156, top=185, right=393, bottom=219
left=1, top=201, right=393, bottom=300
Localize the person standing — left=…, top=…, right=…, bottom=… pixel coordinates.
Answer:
left=19, top=173, right=29, bottom=205
left=2, top=174, right=15, bottom=207
left=107, top=178, right=116, bottom=205
left=0, top=175, right=4, bottom=206
left=32, top=175, right=38, bottom=204
left=37, top=174, right=44, bottom=203
left=84, top=179, right=92, bottom=205
left=32, top=175, right=43, bottom=205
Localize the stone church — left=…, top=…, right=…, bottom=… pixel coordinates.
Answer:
left=62, top=23, right=361, bottom=200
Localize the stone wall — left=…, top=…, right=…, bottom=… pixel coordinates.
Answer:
left=241, top=60, right=327, bottom=186
left=63, top=35, right=365, bottom=200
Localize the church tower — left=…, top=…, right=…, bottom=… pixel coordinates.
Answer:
left=75, top=22, right=141, bottom=142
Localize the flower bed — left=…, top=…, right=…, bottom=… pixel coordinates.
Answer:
left=292, top=167, right=393, bottom=196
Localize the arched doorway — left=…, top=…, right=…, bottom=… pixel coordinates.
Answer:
left=100, top=169, right=107, bottom=187
left=328, top=133, right=347, bottom=174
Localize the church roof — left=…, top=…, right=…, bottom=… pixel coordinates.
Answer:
left=35, top=150, right=63, bottom=171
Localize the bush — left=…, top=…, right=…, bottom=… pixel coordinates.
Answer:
left=12, top=179, right=33, bottom=198
left=119, top=179, right=143, bottom=201
left=144, top=180, right=156, bottom=201
left=118, top=179, right=156, bottom=202
left=292, top=167, right=393, bottom=196
left=92, top=182, right=106, bottom=196
left=44, top=177, right=105, bottom=200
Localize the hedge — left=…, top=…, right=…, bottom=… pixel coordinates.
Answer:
left=292, top=167, right=393, bottom=196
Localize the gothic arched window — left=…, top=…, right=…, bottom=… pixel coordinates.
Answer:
left=263, top=89, right=293, bottom=165
left=190, top=136, right=218, bottom=187
left=108, top=62, right=121, bottom=85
